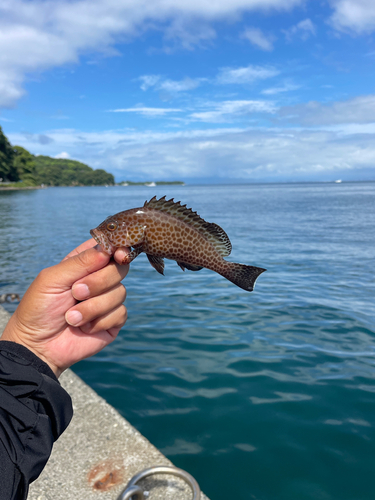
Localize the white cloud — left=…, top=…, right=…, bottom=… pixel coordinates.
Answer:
left=279, top=94, right=375, bottom=126
left=159, top=78, right=203, bottom=92
left=138, top=65, right=278, bottom=95
left=242, top=27, right=274, bottom=51
left=283, top=18, right=316, bottom=41
left=162, top=18, right=217, bottom=50
left=9, top=122, right=375, bottom=182
left=0, top=73, right=25, bottom=109
left=216, top=65, right=279, bottom=85
left=139, top=75, right=162, bottom=91
left=324, top=123, right=375, bottom=134
left=262, top=81, right=300, bottom=95
left=108, top=107, right=182, bottom=116
left=55, top=151, right=70, bottom=159
left=138, top=75, right=204, bottom=93
left=190, top=100, right=277, bottom=122
left=0, top=0, right=303, bottom=108
left=329, top=0, right=375, bottom=34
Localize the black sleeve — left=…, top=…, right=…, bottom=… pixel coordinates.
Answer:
left=0, top=341, right=73, bottom=500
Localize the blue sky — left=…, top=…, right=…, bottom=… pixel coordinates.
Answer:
left=1, top=0, right=375, bottom=183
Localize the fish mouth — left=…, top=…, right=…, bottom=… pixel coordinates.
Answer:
left=90, top=228, right=113, bottom=255
left=90, top=228, right=101, bottom=245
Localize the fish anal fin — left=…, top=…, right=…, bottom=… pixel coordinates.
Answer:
left=143, top=197, right=232, bottom=257
left=147, top=254, right=165, bottom=275
left=177, top=262, right=186, bottom=271
left=177, top=261, right=204, bottom=272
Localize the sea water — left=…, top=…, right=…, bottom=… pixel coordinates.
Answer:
left=1, top=183, right=374, bottom=500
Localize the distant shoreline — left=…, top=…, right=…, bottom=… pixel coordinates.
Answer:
left=0, top=186, right=45, bottom=191
left=118, top=181, right=185, bottom=186
left=1, top=180, right=374, bottom=191
left=0, top=181, right=185, bottom=190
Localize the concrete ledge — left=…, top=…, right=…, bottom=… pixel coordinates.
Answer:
left=0, top=306, right=209, bottom=500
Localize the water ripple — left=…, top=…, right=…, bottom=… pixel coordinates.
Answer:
left=1, top=184, right=375, bottom=500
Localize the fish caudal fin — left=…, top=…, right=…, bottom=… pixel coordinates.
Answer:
left=221, top=262, right=266, bottom=292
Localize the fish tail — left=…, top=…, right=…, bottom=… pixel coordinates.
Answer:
left=220, top=262, right=266, bottom=292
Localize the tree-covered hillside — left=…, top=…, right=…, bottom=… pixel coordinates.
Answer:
left=0, top=126, right=114, bottom=187
left=33, top=156, right=114, bottom=186
left=0, top=126, right=16, bottom=182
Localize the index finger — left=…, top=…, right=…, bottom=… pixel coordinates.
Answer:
left=44, top=246, right=110, bottom=292
left=62, top=238, right=97, bottom=261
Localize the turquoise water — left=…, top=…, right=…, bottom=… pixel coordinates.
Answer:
left=1, top=183, right=375, bottom=499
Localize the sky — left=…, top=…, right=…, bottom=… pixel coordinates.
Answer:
left=1, top=0, right=375, bottom=183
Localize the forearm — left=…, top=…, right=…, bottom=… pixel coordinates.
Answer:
left=0, top=340, right=73, bottom=500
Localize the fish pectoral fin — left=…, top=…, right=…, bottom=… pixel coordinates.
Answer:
left=122, top=246, right=143, bottom=265
left=147, top=254, right=165, bottom=275
left=177, top=261, right=204, bottom=272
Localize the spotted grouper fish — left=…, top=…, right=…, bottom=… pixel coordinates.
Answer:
left=90, top=196, right=266, bottom=291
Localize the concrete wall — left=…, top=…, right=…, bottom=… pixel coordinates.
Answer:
left=0, top=306, right=209, bottom=500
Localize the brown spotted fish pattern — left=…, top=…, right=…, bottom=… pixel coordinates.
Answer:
left=90, top=196, right=266, bottom=291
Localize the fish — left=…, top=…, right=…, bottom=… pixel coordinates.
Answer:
left=90, top=196, right=266, bottom=292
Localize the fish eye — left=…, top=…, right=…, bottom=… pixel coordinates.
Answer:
left=106, top=222, right=117, bottom=231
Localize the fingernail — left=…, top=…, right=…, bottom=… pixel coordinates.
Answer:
left=94, top=244, right=103, bottom=252
left=116, top=249, right=129, bottom=263
left=66, top=310, right=83, bottom=326
left=72, top=283, right=90, bottom=300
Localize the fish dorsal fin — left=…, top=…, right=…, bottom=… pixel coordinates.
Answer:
left=143, top=196, right=232, bottom=257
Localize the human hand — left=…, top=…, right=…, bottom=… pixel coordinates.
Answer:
left=1, top=239, right=129, bottom=377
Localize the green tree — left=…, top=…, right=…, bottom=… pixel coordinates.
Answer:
left=0, top=128, right=115, bottom=187
left=13, top=146, right=37, bottom=186
left=91, top=169, right=115, bottom=185
left=33, top=155, right=115, bottom=186
left=0, top=126, right=16, bottom=182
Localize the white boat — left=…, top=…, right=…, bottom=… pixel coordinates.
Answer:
left=335, top=179, right=342, bottom=183
left=145, top=182, right=156, bottom=187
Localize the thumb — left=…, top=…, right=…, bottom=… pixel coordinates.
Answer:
left=43, top=246, right=111, bottom=291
